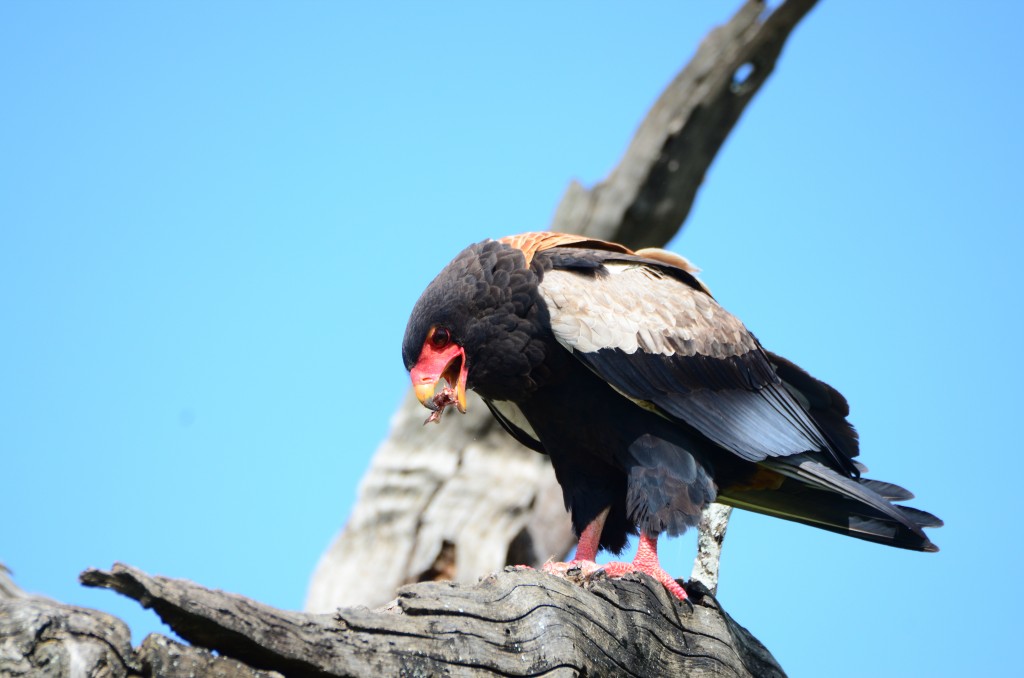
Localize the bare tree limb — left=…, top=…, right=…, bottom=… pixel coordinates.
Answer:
left=2, top=561, right=785, bottom=676
left=73, top=563, right=782, bottom=678
left=691, top=504, right=735, bottom=595
left=554, top=0, right=819, bottom=247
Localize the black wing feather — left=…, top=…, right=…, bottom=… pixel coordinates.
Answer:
left=483, top=399, right=546, bottom=454
left=575, top=348, right=846, bottom=469
left=538, top=250, right=860, bottom=476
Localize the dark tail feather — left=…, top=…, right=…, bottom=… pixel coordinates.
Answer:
left=896, top=504, right=944, bottom=529
left=718, top=456, right=941, bottom=552
left=860, top=478, right=915, bottom=502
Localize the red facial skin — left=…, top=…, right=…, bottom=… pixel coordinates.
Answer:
left=410, top=328, right=468, bottom=423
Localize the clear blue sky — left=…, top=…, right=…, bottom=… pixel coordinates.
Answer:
left=2, top=2, right=1020, bottom=676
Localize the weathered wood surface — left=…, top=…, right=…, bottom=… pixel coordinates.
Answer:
left=0, top=566, right=140, bottom=678
left=690, top=504, right=735, bottom=596
left=307, top=0, right=820, bottom=614
left=2, top=562, right=784, bottom=677
left=0, top=592, right=278, bottom=678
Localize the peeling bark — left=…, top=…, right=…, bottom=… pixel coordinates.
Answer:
left=690, top=503, right=735, bottom=595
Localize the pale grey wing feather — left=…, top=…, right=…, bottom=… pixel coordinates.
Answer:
left=538, top=261, right=836, bottom=464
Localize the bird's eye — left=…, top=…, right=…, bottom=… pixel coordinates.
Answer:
left=430, top=327, right=451, bottom=348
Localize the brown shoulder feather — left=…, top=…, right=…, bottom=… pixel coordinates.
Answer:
left=499, top=232, right=633, bottom=266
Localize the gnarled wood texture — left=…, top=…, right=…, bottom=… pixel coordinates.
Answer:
left=2, top=562, right=784, bottom=676
left=76, top=563, right=783, bottom=677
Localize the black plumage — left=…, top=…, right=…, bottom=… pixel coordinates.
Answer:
left=403, top=233, right=941, bottom=598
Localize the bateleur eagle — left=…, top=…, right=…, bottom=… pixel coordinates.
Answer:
left=402, top=232, right=941, bottom=601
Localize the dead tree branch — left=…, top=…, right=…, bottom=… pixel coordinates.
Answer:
left=72, top=563, right=783, bottom=677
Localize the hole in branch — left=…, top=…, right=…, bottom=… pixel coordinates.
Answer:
left=731, top=61, right=756, bottom=93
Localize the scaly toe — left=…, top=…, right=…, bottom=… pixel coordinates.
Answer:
left=598, top=561, right=689, bottom=601
left=542, top=559, right=602, bottom=577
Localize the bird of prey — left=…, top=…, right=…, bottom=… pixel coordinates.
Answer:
left=402, top=232, right=941, bottom=600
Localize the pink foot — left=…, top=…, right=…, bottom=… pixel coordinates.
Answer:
left=601, top=560, right=688, bottom=601
left=542, top=559, right=602, bottom=577
left=534, top=511, right=685, bottom=602
left=540, top=508, right=608, bottom=580
left=600, top=532, right=689, bottom=601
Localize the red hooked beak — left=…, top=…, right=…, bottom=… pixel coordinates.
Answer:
left=410, top=341, right=468, bottom=418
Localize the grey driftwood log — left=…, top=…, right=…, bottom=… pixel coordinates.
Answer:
left=2, top=1, right=818, bottom=676
left=307, top=0, right=819, bottom=612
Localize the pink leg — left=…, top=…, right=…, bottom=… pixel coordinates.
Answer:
left=573, top=507, right=606, bottom=561
left=542, top=507, right=608, bottom=576
left=602, top=532, right=688, bottom=601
